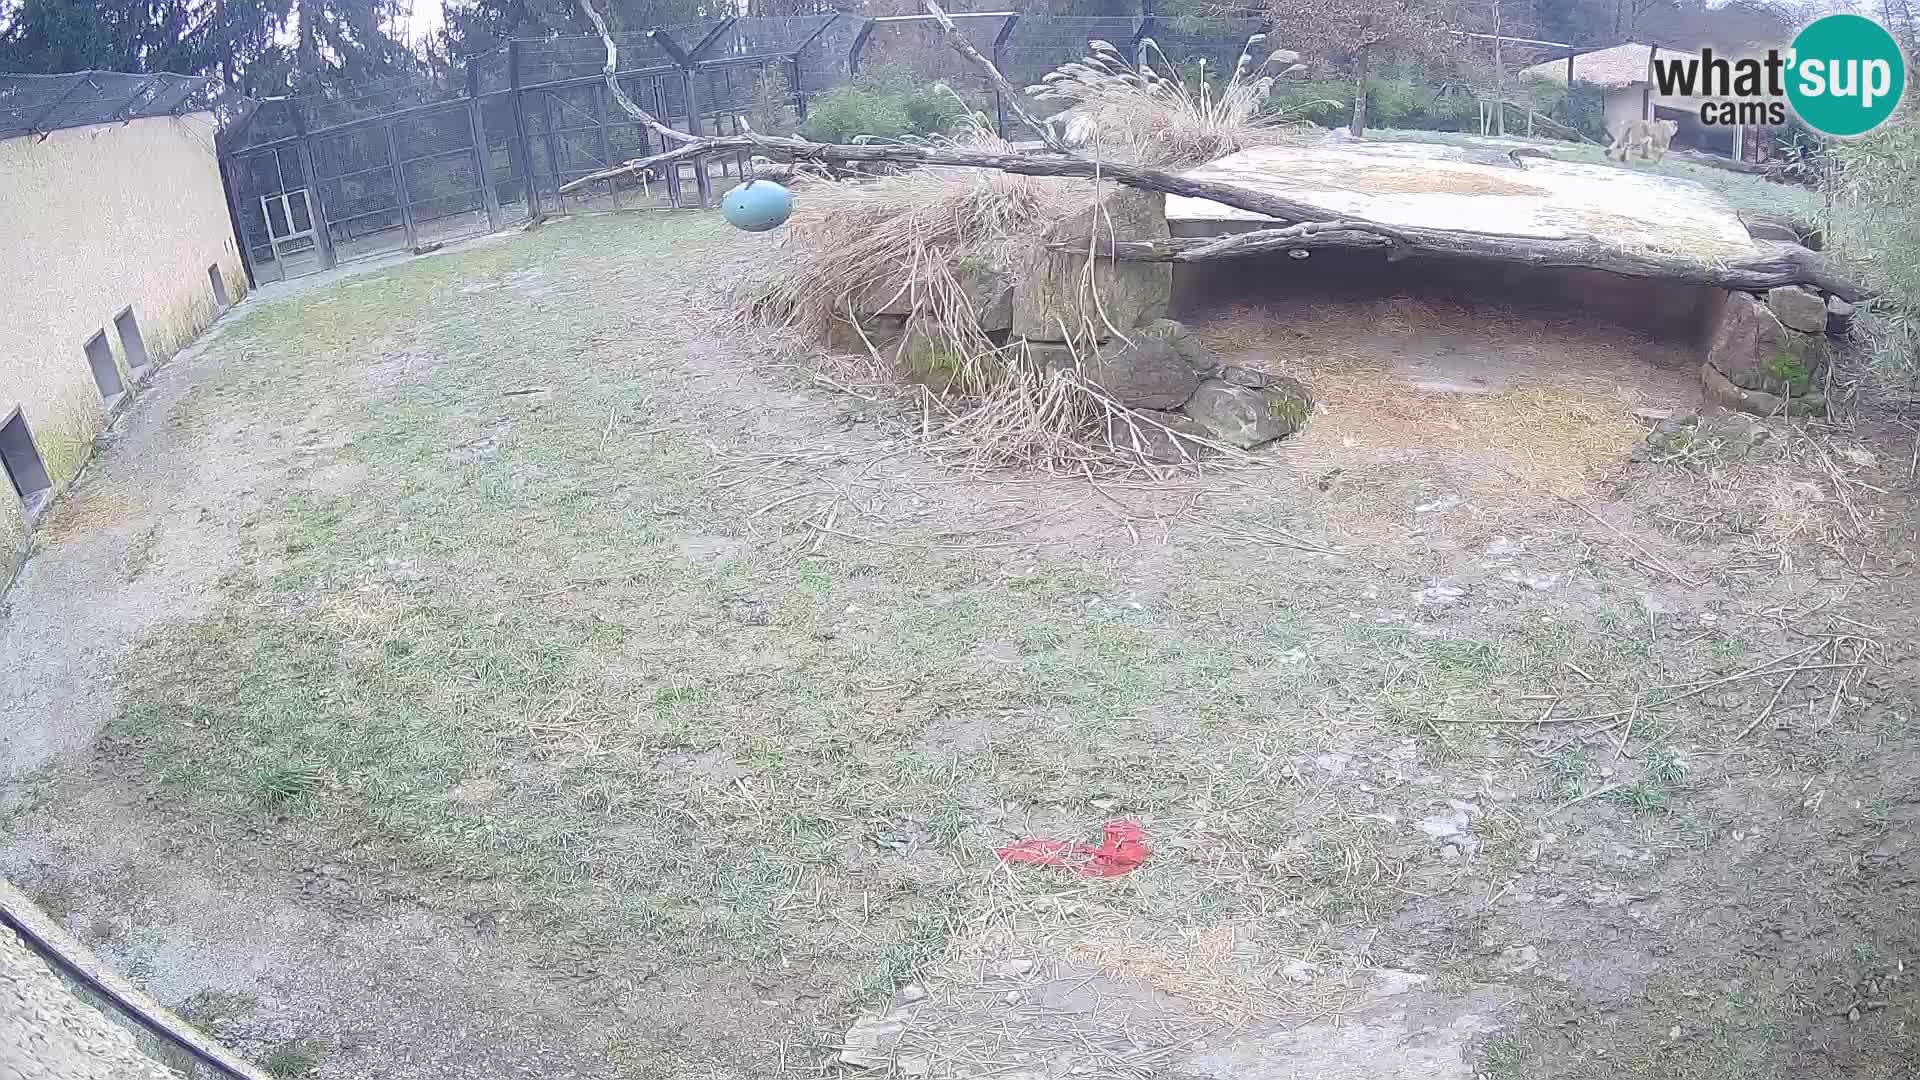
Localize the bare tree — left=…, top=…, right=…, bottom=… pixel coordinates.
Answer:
left=1266, top=0, right=1461, bottom=137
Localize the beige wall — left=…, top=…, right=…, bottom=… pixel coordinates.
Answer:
left=0, top=111, right=245, bottom=574
left=1603, top=87, right=1647, bottom=139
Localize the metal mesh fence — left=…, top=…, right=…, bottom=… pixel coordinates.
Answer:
left=854, top=14, right=1010, bottom=108
left=198, top=13, right=1282, bottom=285
left=999, top=16, right=1142, bottom=88
left=0, top=71, right=219, bottom=140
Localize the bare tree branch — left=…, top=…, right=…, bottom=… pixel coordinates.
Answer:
left=575, top=0, right=695, bottom=144
left=559, top=0, right=1869, bottom=301
left=921, top=0, right=1069, bottom=152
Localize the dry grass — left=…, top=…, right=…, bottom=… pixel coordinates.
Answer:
left=1026, top=36, right=1317, bottom=168
left=1191, top=301, right=1656, bottom=495
left=1622, top=418, right=1890, bottom=574
left=739, top=123, right=1249, bottom=474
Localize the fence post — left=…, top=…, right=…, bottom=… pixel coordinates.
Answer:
left=506, top=41, right=542, bottom=220
left=465, top=63, right=503, bottom=232
left=384, top=121, right=420, bottom=250
left=594, top=80, right=615, bottom=195
left=651, top=28, right=709, bottom=208
left=991, top=14, right=1019, bottom=136
left=848, top=19, right=877, bottom=76
left=787, top=55, right=806, bottom=119
left=788, top=13, right=842, bottom=117
left=1127, top=16, right=1156, bottom=64
left=684, top=68, right=712, bottom=207
left=540, top=91, right=565, bottom=211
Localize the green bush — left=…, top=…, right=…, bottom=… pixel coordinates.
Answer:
left=800, top=85, right=915, bottom=143
left=1267, top=74, right=1604, bottom=140
left=1265, top=76, right=1477, bottom=131
left=799, top=64, right=965, bottom=144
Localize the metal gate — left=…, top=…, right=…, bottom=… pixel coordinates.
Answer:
left=224, top=146, right=324, bottom=282
left=222, top=91, right=526, bottom=281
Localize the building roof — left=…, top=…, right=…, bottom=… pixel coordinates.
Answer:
left=1520, top=43, right=1703, bottom=89
left=0, top=71, right=217, bottom=141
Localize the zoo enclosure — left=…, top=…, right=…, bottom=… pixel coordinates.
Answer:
left=214, top=11, right=1270, bottom=284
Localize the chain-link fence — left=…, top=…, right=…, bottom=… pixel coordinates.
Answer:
left=212, top=11, right=1285, bottom=285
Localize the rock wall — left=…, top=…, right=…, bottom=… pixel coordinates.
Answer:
left=1702, top=287, right=1835, bottom=417
left=830, top=186, right=1313, bottom=458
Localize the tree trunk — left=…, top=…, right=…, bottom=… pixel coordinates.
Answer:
left=1492, top=0, right=1505, bottom=136
left=1080, top=226, right=1868, bottom=301
left=1349, top=45, right=1369, bottom=138
left=296, top=0, right=319, bottom=89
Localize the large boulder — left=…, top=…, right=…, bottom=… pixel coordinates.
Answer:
left=1180, top=377, right=1313, bottom=448
left=1105, top=408, right=1215, bottom=463
left=1081, top=338, right=1199, bottom=409
left=1140, top=318, right=1221, bottom=374
left=1702, top=362, right=1826, bottom=417
left=827, top=313, right=906, bottom=356
left=1013, top=187, right=1172, bottom=341
left=1707, top=291, right=1829, bottom=398
left=1024, top=333, right=1203, bottom=409
left=1767, top=285, right=1828, bottom=334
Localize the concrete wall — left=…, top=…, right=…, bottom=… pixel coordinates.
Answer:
left=1603, top=87, right=1647, bottom=140
left=0, top=112, right=245, bottom=580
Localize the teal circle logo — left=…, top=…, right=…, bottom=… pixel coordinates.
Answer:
left=1786, top=14, right=1906, bottom=136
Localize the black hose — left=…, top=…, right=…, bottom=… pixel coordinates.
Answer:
left=0, top=903, right=258, bottom=1080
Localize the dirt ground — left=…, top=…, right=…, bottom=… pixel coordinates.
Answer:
left=2, top=211, right=1917, bottom=1080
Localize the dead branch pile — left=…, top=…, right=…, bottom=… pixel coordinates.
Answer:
left=1622, top=417, right=1888, bottom=575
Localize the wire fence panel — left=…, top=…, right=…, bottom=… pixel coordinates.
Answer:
left=203, top=12, right=1305, bottom=286
left=516, top=30, right=685, bottom=89
left=999, top=16, right=1142, bottom=89
left=794, top=15, right=862, bottom=98
left=310, top=123, right=408, bottom=263
left=855, top=15, right=1011, bottom=108
left=226, top=146, right=324, bottom=283
left=694, top=16, right=840, bottom=62
left=1142, top=16, right=1269, bottom=78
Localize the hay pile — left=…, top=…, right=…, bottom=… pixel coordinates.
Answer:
left=738, top=122, right=1161, bottom=471
left=736, top=42, right=1319, bottom=472
left=1028, top=36, right=1315, bottom=168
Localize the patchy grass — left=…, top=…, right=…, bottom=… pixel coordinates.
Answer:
left=260, top=1039, right=325, bottom=1079
left=78, top=210, right=1919, bottom=1077
left=176, top=989, right=258, bottom=1032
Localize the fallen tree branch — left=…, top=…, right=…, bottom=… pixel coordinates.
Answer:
left=923, top=0, right=1067, bottom=151
left=563, top=0, right=1871, bottom=302
left=1079, top=227, right=1870, bottom=302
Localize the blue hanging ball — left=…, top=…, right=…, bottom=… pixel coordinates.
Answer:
left=721, top=180, right=793, bottom=233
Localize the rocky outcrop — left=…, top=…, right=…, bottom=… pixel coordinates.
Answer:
left=1767, top=285, right=1827, bottom=334
left=1179, top=377, right=1314, bottom=448
left=1703, top=291, right=1829, bottom=416
left=1012, top=187, right=1171, bottom=342
left=1028, top=320, right=1312, bottom=457
left=1104, top=408, right=1214, bottom=462
left=1702, top=362, right=1826, bottom=417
